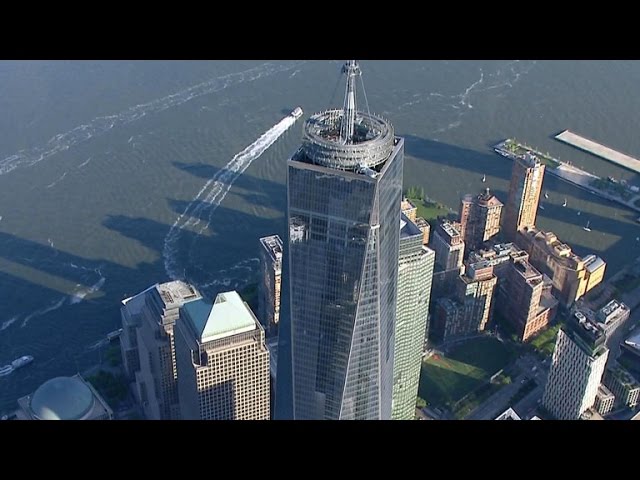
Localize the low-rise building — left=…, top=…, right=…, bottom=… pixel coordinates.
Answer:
left=603, top=365, right=640, bottom=409
left=16, top=374, right=113, bottom=420
left=595, top=300, right=629, bottom=336
left=594, top=384, right=615, bottom=416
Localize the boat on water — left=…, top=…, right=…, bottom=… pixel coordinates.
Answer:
left=482, top=174, right=486, bottom=183
left=583, top=220, right=592, bottom=232
left=291, top=107, right=303, bottom=119
left=11, top=355, right=33, bottom=369
left=107, top=328, right=123, bottom=342
left=562, top=198, right=567, bottom=207
left=539, top=205, right=545, bottom=210
left=544, top=192, right=549, bottom=199
left=0, top=365, right=14, bottom=377
left=577, top=211, right=581, bottom=216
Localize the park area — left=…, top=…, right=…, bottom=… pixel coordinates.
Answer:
left=418, top=336, right=517, bottom=418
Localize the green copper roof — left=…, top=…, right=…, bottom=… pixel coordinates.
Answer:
left=183, top=291, right=257, bottom=342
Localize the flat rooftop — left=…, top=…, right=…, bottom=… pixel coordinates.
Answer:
left=584, top=255, right=606, bottom=273
left=555, top=130, right=640, bottom=174
left=438, top=220, right=461, bottom=239
left=260, top=235, right=283, bottom=259
left=625, top=331, right=640, bottom=352
left=183, top=291, right=257, bottom=343
left=513, top=258, right=542, bottom=284
left=400, top=213, right=422, bottom=239
left=157, top=280, right=201, bottom=308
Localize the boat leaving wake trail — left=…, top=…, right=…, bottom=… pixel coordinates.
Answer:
left=163, top=113, right=297, bottom=282
left=0, top=61, right=304, bottom=177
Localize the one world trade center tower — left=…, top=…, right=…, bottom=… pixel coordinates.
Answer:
left=287, top=61, right=404, bottom=419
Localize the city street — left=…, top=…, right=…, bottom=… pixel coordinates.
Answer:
left=466, top=354, right=546, bottom=420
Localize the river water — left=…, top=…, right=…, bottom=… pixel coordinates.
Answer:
left=1, top=60, right=639, bottom=413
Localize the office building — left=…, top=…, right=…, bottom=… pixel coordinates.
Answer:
left=287, top=61, right=403, bottom=419
left=259, top=234, right=283, bottom=334
left=120, top=280, right=202, bottom=419
left=392, top=215, right=436, bottom=420
left=502, top=153, right=545, bottom=241
left=175, top=291, right=270, bottom=420
left=541, top=312, right=609, bottom=420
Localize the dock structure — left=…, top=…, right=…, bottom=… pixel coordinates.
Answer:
left=555, top=130, right=640, bottom=174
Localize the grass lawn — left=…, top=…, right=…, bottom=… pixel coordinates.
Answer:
left=407, top=196, right=450, bottom=223
left=418, top=337, right=517, bottom=410
left=530, top=323, right=561, bottom=357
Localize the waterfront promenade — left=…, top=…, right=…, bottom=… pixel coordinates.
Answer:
left=555, top=130, right=640, bottom=174
left=494, top=140, right=640, bottom=214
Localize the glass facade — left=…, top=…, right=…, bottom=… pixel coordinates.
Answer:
left=392, top=221, right=435, bottom=420
left=287, top=140, right=404, bottom=420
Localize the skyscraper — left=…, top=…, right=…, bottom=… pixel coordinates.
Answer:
left=258, top=234, right=283, bottom=334
left=174, top=291, right=270, bottom=420
left=287, top=61, right=404, bottom=420
left=459, top=188, right=503, bottom=250
left=542, top=312, right=609, bottom=420
left=502, top=153, right=545, bottom=241
left=119, top=280, right=202, bottom=419
left=392, top=214, right=435, bottom=420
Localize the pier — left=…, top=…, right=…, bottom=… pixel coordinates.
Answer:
left=555, top=130, right=640, bottom=174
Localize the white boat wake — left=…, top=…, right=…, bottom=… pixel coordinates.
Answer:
left=0, top=61, right=305, bottom=177
left=70, top=274, right=106, bottom=305
left=163, top=114, right=297, bottom=281
left=21, top=297, right=67, bottom=328
left=1, top=316, right=19, bottom=332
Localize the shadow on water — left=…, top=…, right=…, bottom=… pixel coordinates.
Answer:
left=402, top=134, right=511, bottom=182
left=0, top=228, right=169, bottom=412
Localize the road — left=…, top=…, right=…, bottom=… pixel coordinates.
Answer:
left=466, top=354, right=546, bottom=420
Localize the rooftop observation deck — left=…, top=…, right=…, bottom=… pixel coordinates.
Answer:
left=301, top=109, right=395, bottom=171
left=555, top=130, right=640, bottom=174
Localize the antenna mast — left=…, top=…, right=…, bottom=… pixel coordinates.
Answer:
left=340, top=60, right=361, bottom=144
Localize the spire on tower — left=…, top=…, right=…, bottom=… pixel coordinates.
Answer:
left=340, top=60, right=361, bottom=145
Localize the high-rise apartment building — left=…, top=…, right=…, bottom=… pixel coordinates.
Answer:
left=259, top=234, right=283, bottom=334
left=497, top=255, right=558, bottom=342
left=287, top=61, right=403, bottom=419
left=175, top=291, right=270, bottom=420
left=502, top=153, right=545, bottom=241
left=120, top=280, right=202, bottom=419
left=542, top=312, right=609, bottom=420
left=430, top=261, right=497, bottom=341
left=432, top=220, right=465, bottom=271
left=517, top=228, right=606, bottom=307
left=392, top=214, right=436, bottom=420
left=459, top=188, right=503, bottom=250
